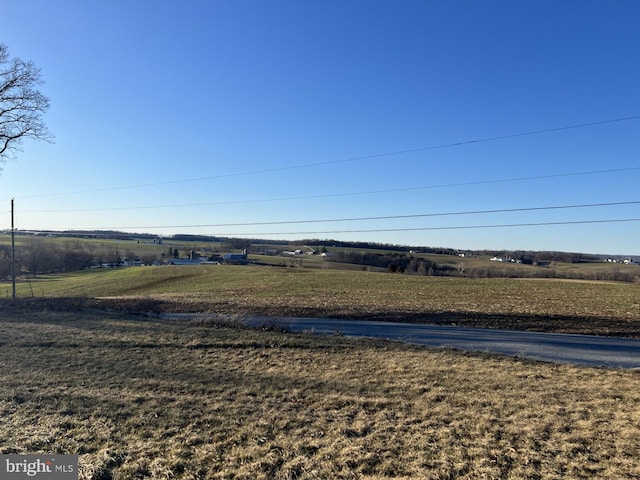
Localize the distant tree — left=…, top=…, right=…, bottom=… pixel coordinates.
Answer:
left=0, top=246, right=12, bottom=280
left=140, top=253, right=159, bottom=266
left=0, top=44, right=53, bottom=168
left=226, top=238, right=251, bottom=250
left=124, top=249, right=137, bottom=266
left=60, top=241, right=93, bottom=271
left=22, top=238, right=52, bottom=276
left=104, top=246, right=121, bottom=266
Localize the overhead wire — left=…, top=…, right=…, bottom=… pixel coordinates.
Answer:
left=218, top=218, right=640, bottom=237
left=255, top=218, right=640, bottom=237
left=5, top=115, right=640, bottom=243
left=9, top=114, right=640, bottom=200
left=16, top=166, right=640, bottom=213
left=38, top=200, right=640, bottom=231
left=31, top=218, right=640, bottom=237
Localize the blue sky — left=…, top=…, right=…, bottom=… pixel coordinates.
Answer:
left=1, top=1, right=639, bottom=254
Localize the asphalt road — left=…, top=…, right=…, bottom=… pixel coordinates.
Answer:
left=159, top=313, right=640, bottom=368
left=250, top=316, right=640, bottom=369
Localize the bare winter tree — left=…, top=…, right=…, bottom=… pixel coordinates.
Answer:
left=0, top=44, right=53, bottom=168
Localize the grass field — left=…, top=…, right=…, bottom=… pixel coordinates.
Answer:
left=1, top=309, right=639, bottom=479
left=5, top=264, right=640, bottom=337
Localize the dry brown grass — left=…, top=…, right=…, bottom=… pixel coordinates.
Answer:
left=10, top=265, right=639, bottom=337
left=1, top=309, right=639, bottom=479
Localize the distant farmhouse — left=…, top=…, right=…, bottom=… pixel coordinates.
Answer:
left=166, top=248, right=249, bottom=266
left=223, top=249, right=248, bottom=265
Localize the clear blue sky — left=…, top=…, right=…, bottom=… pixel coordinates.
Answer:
left=1, top=1, right=639, bottom=254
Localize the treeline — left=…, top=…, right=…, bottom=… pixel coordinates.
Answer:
left=15, top=231, right=606, bottom=265
left=326, top=251, right=639, bottom=283
left=326, top=251, right=456, bottom=276
left=462, top=264, right=638, bottom=283
left=476, top=250, right=601, bottom=264
left=312, top=241, right=601, bottom=264
left=0, top=238, right=163, bottom=278
left=22, top=230, right=150, bottom=241
left=0, top=239, right=94, bottom=278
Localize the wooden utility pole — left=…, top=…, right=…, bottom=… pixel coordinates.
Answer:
left=11, top=198, right=16, bottom=301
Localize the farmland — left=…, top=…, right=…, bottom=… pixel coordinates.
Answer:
left=5, top=264, right=640, bottom=337
left=2, top=232, right=639, bottom=282
left=1, top=238, right=640, bottom=478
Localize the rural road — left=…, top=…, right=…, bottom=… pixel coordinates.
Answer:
left=248, top=316, right=640, bottom=369
left=159, top=313, right=640, bottom=369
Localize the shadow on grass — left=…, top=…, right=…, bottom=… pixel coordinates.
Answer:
left=0, top=296, right=169, bottom=315
left=1, top=296, right=638, bottom=338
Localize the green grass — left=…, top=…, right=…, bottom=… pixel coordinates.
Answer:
left=1, top=309, right=639, bottom=479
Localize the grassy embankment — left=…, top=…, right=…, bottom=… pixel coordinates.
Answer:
left=4, top=264, right=640, bottom=337
left=0, top=308, right=639, bottom=479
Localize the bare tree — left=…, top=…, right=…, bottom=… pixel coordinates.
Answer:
left=22, top=237, right=51, bottom=276
left=0, top=44, right=53, bottom=167
left=0, top=246, right=12, bottom=280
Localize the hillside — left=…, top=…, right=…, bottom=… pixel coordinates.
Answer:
left=1, top=231, right=638, bottom=284
left=5, top=265, right=640, bottom=338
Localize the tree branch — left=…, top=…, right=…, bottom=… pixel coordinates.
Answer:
left=0, top=43, right=52, bottom=165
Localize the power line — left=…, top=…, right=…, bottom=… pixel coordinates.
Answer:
left=12, top=114, right=640, bottom=200
left=46, top=218, right=636, bottom=237
left=17, top=166, right=640, bottom=213
left=45, top=200, right=640, bottom=231
left=164, top=218, right=640, bottom=236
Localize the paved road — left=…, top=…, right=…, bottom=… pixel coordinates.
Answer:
left=159, top=313, right=640, bottom=368
left=250, top=316, right=640, bottom=369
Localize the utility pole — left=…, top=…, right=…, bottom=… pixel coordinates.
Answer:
left=11, top=198, right=16, bottom=302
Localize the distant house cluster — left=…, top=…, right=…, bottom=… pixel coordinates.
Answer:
left=281, top=246, right=316, bottom=256
left=169, top=249, right=248, bottom=265
left=606, top=258, right=636, bottom=264
left=100, top=248, right=250, bottom=268
left=490, top=256, right=522, bottom=263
